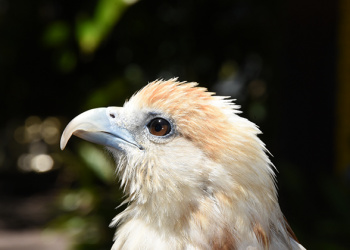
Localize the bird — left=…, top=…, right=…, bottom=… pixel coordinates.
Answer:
left=61, top=79, right=305, bottom=250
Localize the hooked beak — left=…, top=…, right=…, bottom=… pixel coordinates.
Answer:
left=60, top=107, right=141, bottom=150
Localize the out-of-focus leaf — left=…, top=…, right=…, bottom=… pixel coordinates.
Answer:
left=78, top=143, right=114, bottom=183
left=60, top=189, right=95, bottom=214
left=76, top=0, right=139, bottom=54
left=42, top=21, right=70, bottom=47
left=84, top=78, right=127, bottom=109
left=57, top=49, right=77, bottom=73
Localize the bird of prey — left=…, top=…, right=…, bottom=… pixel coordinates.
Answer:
left=61, top=79, right=305, bottom=250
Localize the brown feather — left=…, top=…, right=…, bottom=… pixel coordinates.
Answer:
left=284, top=216, right=299, bottom=243
left=211, top=227, right=236, bottom=250
left=253, top=222, right=270, bottom=249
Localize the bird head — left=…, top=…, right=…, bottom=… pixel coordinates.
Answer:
left=62, top=78, right=274, bottom=199
left=61, top=79, right=287, bottom=248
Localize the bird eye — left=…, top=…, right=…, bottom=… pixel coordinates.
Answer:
left=147, top=118, right=171, bottom=136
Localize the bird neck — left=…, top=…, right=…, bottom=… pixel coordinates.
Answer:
left=115, top=144, right=282, bottom=239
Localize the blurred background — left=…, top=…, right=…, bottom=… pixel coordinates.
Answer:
left=0, top=0, right=349, bottom=249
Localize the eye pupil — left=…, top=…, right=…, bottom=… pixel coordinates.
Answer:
left=147, top=118, right=171, bottom=136
left=155, top=123, right=163, bottom=132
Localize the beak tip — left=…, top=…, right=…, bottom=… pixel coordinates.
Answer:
left=60, top=129, right=73, bottom=150
left=60, top=137, right=67, bottom=150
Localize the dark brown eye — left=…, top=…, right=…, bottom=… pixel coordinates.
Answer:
left=147, top=118, right=171, bottom=136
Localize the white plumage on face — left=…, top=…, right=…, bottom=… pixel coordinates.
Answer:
left=61, top=79, right=305, bottom=250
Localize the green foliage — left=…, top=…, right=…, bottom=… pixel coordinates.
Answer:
left=84, top=78, right=128, bottom=109
left=76, top=0, right=138, bottom=54
left=78, top=144, right=114, bottom=184
left=43, top=21, right=70, bottom=47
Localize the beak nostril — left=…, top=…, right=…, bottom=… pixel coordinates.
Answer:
left=110, top=113, right=115, bottom=118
